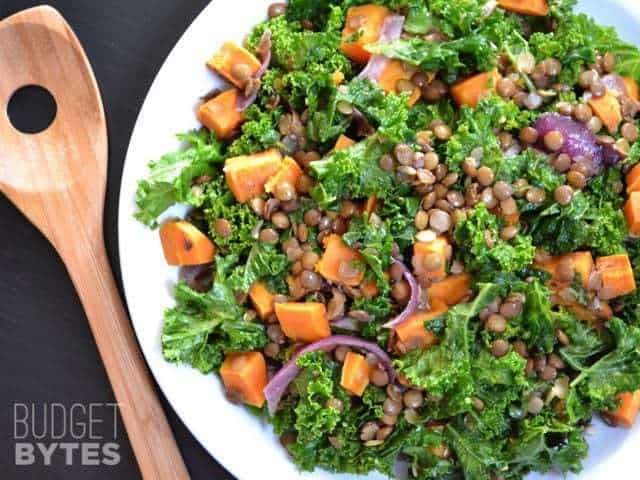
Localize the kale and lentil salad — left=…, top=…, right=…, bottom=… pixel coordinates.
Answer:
left=135, top=0, right=640, bottom=478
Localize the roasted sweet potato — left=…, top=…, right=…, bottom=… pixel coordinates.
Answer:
left=364, top=194, right=378, bottom=217
left=197, top=89, right=245, bottom=139
left=623, top=77, right=640, bottom=101
left=224, top=149, right=283, bottom=203
left=626, top=164, right=640, bottom=194
left=589, top=91, right=622, bottom=133
left=249, top=281, right=275, bottom=320
left=625, top=192, right=640, bottom=235
left=334, top=134, right=356, bottom=151
left=159, top=220, right=216, bottom=266
left=607, top=391, right=640, bottom=427
left=451, top=70, right=500, bottom=107
left=275, top=302, right=331, bottom=343
left=395, top=299, right=448, bottom=352
left=316, top=234, right=365, bottom=286
left=535, top=251, right=594, bottom=289
left=378, top=60, right=422, bottom=106
left=596, top=254, right=637, bottom=300
left=427, top=274, right=472, bottom=306
left=265, top=156, right=303, bottom=194
left=412, top=236, right=450, bottom=280
left=498, top=0, right=549, bottom=16
left=208, top=42, right=261, bottom=88
left=340, top=352, right=370, bottom=396
left=220, top=352, right=267, bottom=408
left=341, top=5, right=389, bottom=64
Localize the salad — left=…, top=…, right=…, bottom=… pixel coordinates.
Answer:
left=135, top=0, right=640, bottom=478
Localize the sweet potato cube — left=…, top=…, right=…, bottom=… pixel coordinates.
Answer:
left=249, top=282, right=275, bottom=320
left=412, top=236, right=450, bottom=280
left=535, top=251, right=594, bottom=289
left=608, top=391, right=640, bottom=427
left=197, top=89, right=245, bottom=139
left=596, top=254, right=636, bottom=300
left=498, top=0, right=549, bottom=16
left=275, top=302, right=331, bottom=343
left=589, top=91, right=622, bottom=133
left=340, top=352, right=370, bottom=396
left=208, top=42, right=261, bottom=88
left=451, top=70, right=500, bottom=107
left=378, top=60, right=422, bottom=106
left=220, top=352, right=267, bottom=408
left=265, top=156, right=303, bottom=194
left=341, top=5, right=389, bottom=64
left=395, top=299, right=448, bottom=352
left=427, top=274, right=472, bottom=306
left=159, top=221, right=216, bottom=266
left=364, top=194, right=378, bottom=217
left=334, top=134, right=356, bottom=151
left=625, top=192, right=640, bottom=236
left=224, top=149, right=283, bottom=203
left=623, top=77, right=640, bottom=101
left=316, top=234, right=365, bottom=286
left=626, top=164, right=640, bottom=194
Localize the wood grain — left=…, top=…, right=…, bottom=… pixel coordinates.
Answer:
left=0, top=6, right=190, bottom=479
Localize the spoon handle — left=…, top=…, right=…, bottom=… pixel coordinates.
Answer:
left=62, top=240, right=190, bottom=480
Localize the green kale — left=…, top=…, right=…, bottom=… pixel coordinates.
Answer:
left=162, top=259, right=267, bottom=373
left=227, top=243, right=290, bottom=294
left=446, top=421, right=505, bottom=480
left=343, top=215, right=394, bottom=292
left=135, top=130, right=224, bottom=227
left=557, top=309, right=608, bottom=371
left=376, top=186, right=421, bottom=251
left=454, top=204, right=536, bottom=275
left=227, top=105, right=282, bottom=157
left=310, top=138, right=397, bottom=207
left=514, top=280, right=557, bottom=354
left=395, top=283, right=502, bottom=417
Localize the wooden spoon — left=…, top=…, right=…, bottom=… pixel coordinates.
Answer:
left=0, top=7, right=189, bottom=479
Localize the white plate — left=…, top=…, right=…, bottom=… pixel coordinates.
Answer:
left=118, top=1, right=640, bottom=478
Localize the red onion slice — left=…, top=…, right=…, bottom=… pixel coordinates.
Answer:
left=382, top=260, right=419, bottom=329
left=264, top=335, right=395, bottom=415
left=236, top=30, right=272, bottom=111
left=357, top=15, right=405, bottom=83
left=331, top=316, right=361, bottom=331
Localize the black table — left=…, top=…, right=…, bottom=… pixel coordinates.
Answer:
left=0, top=1, right=233, bottom=478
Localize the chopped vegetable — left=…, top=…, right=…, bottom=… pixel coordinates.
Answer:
left=450, top=70, right=500, bottom=107
left=535, top=251, right=594, bottom=289
left=316, top=234, right=365, bottom=286
left=378, top=60, right=421, bottom=106
left=220, top=351, right=267, bottom=407
left=627, top=164, right=640, bottom=194
left=427, top=273, right=472, bottom=306
left=333, top=134, right=355, bottom=151
left=249, top=281, right=275, bottom=320
left=197, top=89, right=245, bottom=139
left=588, top=91, right=623, bottom=134
left=498, top=0, right=549, bottom=17
left=264, top=156, right=303, bottom=194
left=596, top=254, right=637, bottom=300
left=412, top=236, right=449, bottom=281
left=625, top=192, right=640, bottom=235
left=223, top=148, right=282, bottom=203
left=159, top=220, right=216, bottom=266
left=607, top=391, right=640, bottom=427
left=394, top=299, right=448, bottom=352
left=208, top=42, right=261, bottom=88
left=340, top=351, right=370, bottom=396
left=275, top=302, right=331, bottom=343
left=340, top=5, right=389, bottom=64
left=623, top=76, right=640, bottom=101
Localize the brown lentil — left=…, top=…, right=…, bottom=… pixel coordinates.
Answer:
left=493, top=181, right=513, bottom=201
left=526, top=187, right=546, bottom=204
left=379, top=153, right=395, bottom=171
left=519, top=126, right=539, bottom=144
left=394, top=144, right=415, bottom=165
left=491, top=339, right=510, bottom=358
left=434, top=124, right=453, bottom=141
left=392, top=280, right=411, bottom=304
left=275, top=180, right=296, bottom=202
left=267, top=324, right=285, bottom=344
left=334, top=345, right=350, bottom=362
left=486, top=314, right=507, bottom=333
left=271, top=212, right=290, bottom=230
left=268, top=2, right=287, bottom=18
left=326, top=398, right=344, bottom=413
left=480, top=187, right=498, bottom=209
left=500, top=225, right=519, bottom=241
left=381, top=414, right=398, bottom=426
left=371, top=366, right=390, bottom=387
left=376, top=426, right=394, bottom=442
left=587, top=116, right=603, bottom=133
left=540, top=365, right=558, bottom=381
left=497, top=77, right=516, bottom=98
left=500, top=197, right=518, bottom=216
left=553, top=153, right=572, bottom=173
left=579, top=69, right=599, bottom=89
left=300, top=270, right=322, bottom=290
left=214, top=218, right=232, bottom=238
left=477, top=166, right=495, bottom=187
left=590, top=81, right=606, bottom=97
left=462, top=157, right=478, bottom=177
left=447, top=191, right=465, bottom=208
left=513, top=341, right=528, bottom=358
left=622, top=122, right=639, bottom=142
left=264, top=342, right=280, bottom=359
left=556, top=329, right=570, bottom=346
left=250, top=197, right=265, bottom=216
left=554, top=185, right=574, bottom=205
left=383, top=398, right=403, bottom=416
left=544, top=131, right=565, bottom=151
left=386, top=384, right=403, bottom=403
left=573, top=103, right=593, bottom=123
left=259, top=228, right=279, bottom=244
left=548, top=353, right=565, bottom=370
left=527, top=395, right=545, bottom=415
left=429, top=209, right=452, bottom=233
left=403, top=390, right=424, bottom=410
left=360, top=422, right=380, bottom=442
left=567, top=170, right=587, bottom=189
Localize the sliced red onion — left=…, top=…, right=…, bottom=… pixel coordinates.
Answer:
left=236, top=30, right=272, bottom=111
left=357, top=15, right=405, bottom=83
left=383, top=260, right=419, bottom=329
left=533, top=113, right=621, bottom=170
left=264, top=335, right=395, bottom=415
left=331, top=316, right=361, bottom=331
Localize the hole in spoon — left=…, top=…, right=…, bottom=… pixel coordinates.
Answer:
left=7, top=85, right=57, bottom=134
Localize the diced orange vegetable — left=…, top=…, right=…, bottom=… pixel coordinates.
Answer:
left=275, top=302, right=331, bottom=343
left=378, top=60, right=422, bottom=106
left=625, top=192, right=640, bottom=235
left=224, top=149, right=283, bottom=203
left=249, top=282, right=275, bottom=320
left=159, top=221, right=216, bottom=266
left=498, top=0, right=549, bottom=16
left=395, top=299, right=448, bottom=351
left=626, top=164, right=640, bottom=194
left=596, top=254, right=637, bottom=300
left=451, top=70, right=501, bottom=107
left=332, top=70, right=345, bottom=86
left=535, top=251, right=594, bottom=289
left=361, top=278, right=380, bottom=299
left=503, top=212, right=520, bottom=226
left=340, top=352, right=371, bottom=396
left=220, top=352, right=267, bottom=408
left=316, top=234, right=365, bottom=286
left=364, top=194, right=378, bottom=217
left=412, top=236, right=450, bottom=280
left=208, top=42, right=261, bottom=88
left=334, top=134, right=356, bottom=151
left=428, top=444, right=450, bottom=459
left=589, top=91, right=622, bottom=133
left=428, top=274, right=472, bottom=306
left=607, top=391, right=640, bottom=428
left=197, top=89, right=245, bottom=139
left=341, top=5, right=389, bottom=64
left=265, top=156, right=303, bottom=194
left=623, top=77, right=640, bottom=101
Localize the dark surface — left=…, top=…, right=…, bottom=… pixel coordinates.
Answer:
left=0, top=1, right=234, bottom=478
